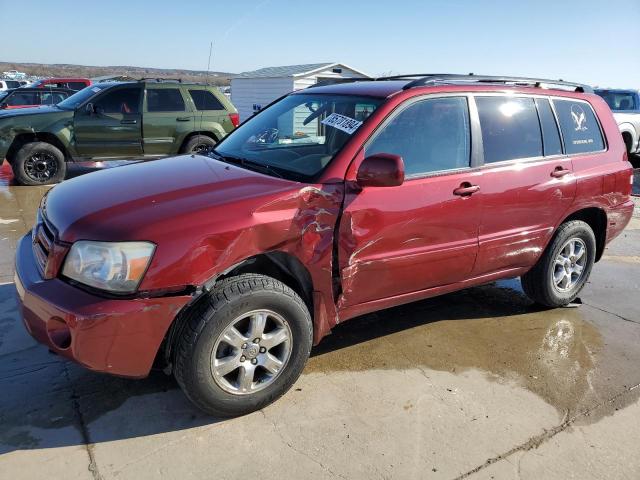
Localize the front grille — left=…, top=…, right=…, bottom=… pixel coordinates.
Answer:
left=32, top=211, right=55, bottom=277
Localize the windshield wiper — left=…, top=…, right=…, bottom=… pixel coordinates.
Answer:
left=210, top=150, right=285, bottom=179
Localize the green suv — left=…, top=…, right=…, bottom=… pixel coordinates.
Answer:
left=0, top=79, right=239, bottom=185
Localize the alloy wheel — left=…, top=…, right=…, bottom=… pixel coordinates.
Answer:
left=211, top=309, right=292, bottom=395
left=552, top=238, right=587, bottom=292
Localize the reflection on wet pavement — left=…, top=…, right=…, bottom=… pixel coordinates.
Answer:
left=307, top=276, right=640, bottom=423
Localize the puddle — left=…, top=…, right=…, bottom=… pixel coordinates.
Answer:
left=307, top=280, right=640, bottom=423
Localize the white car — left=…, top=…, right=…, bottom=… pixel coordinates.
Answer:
left=0, top=79, right=22, bottom=91
left=595, top=89, right=640, bottom=155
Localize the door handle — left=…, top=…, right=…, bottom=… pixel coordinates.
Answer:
left=453, top=182, right=480, bottom=196
left=120, top=119, right=137, bottom=124
left=551, top=167, right=571, bottom=178
left=176, top=116, right=191, bottom=122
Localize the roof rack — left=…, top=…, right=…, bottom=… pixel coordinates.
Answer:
left=138, top=78, right=184, bottom=83
left=307, top=73, right=592, bottom=93
left=398, top=73, right=593, bottom=93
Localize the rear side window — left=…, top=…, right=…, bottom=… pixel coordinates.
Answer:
left=552, top=99, right=604, bottom=154
left=476, top=97, right=542, bottom=163
left=535, top=98, right=563, bottom=156
left=189, top=89, right=224, bottom=111
left=147, top=88, right=185, bottom=112
left=6, top=91, right=40, bottom=106
left=68, top=82, right=88, bottom=91
left=366, top=97, right=470, bottom=176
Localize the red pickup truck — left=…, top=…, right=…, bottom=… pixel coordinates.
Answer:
left=15, top=74, right=635, bottom=416
left=30, top=77, right=91, bottom=91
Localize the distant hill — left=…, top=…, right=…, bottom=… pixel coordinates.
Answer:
left=0, top=61, right=235, bottom=86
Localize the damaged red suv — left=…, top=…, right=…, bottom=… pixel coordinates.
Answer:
left=15, top=74, right=635, bottom=416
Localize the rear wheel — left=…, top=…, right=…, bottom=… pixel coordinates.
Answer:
left=173, top=274, right=312, bottom=416
left=12, top=141, right=66, bottom=185
left=181, top=135, right=216, bottom=154
left=521, top=220, right=596, bottom=307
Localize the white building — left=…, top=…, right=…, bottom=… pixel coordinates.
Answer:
left=231, top=62, right=369, bottom=122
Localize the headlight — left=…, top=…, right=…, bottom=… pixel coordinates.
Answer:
left=62, top=241, right=155, bottom=293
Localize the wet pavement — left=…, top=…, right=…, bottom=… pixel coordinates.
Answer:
left=1, top=161, right=640, bottom=479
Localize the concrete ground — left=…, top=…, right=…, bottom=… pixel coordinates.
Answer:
left=1, top=160, right=639, bottom=480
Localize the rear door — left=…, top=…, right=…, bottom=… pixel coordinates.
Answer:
left=337, top=95, right=482, bottom=308
left=74, top=85, right=143, bottom=158
left=187, top=87, right=234, bottom=134
left=471, top=95, right=577, bottom=276
left=142, top=86, right=193, bottom=155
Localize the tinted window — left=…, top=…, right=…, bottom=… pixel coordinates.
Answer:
left=595, top=90, right=639, bottom=111
left=552, top=99, right=604, bottom=154
left=95, top=87, right=141, bottom=114
left=366, top=97, right=470, bottom=176
left=476, top=97, right=542, bottom=163
left=42, top=92, right=68, bottom=104
left=147, top=88, right=185, bottom=112
left=68, top=82, right=88, bottom=91
left=535, top=98, right=563, bottom=156
left=189, top=89, right=224, bottom=110
left=5, top=80, right=20, bottom=89
left=5, top=91, right=40, bottom=106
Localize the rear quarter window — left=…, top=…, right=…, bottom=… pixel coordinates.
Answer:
left=189, top=89, right=225, bottom=111
left=552, top=99, right=604, bottom=154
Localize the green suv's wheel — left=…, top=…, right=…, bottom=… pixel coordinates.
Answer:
left=521, top=220, right=596, bottom=307
left=174, top=274, right=313, bottom=416
left=12, top=141, right=66, bottom=186
left=181, top=135, right=216, bottom=154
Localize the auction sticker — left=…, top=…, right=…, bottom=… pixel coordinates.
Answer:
left=321, top=113, right=362, bottom=134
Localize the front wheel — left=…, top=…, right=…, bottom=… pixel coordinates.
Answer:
left=12, top=141, right=66, bottom=185
left=521, top=220, right=596, bottom=307
left=173, top=274, right=312, bottom=416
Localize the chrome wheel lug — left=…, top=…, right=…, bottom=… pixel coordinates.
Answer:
left=254, top=338, right=260, bottom=343
left=260, top=347, right=266, bottom=353
left=251, top=358, right=258, bottom=365
left=241, top=343, right=248, bottom=349
left=240, top=355, right=246, bottom=362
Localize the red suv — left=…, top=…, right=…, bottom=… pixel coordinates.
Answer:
left=15, top=74, right=634, bottom=416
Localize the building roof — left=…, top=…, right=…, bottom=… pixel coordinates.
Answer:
left=234, top=62, right=369, bottom=79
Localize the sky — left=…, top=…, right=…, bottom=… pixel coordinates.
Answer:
left=1, top=0, right=639, bottom=88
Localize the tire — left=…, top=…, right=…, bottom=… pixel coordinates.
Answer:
left=174, top=273, right=313, bottom=416
left=521, top=220, right=596, bottom=307
left=181, top=135, right=216, bottom=154
left=12, top=141, right=66, bottom=186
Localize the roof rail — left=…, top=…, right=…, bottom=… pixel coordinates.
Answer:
left=138, top=77, right=184, bottom=83
left=306, top=73, right=593, bottom=93
left=399, top=73, right=593, bottom=93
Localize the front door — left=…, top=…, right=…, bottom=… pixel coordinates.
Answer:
left=74, top=85, right=143, bottom=158
left=337, top=96, right=482, bottom=308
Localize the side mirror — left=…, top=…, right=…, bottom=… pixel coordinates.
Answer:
left=85, top=103, right=95, bottom=114
left=356, top=153, right=404, bottom=188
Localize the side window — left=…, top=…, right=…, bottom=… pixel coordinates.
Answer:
left=68, top=82, right=88, bottom=91
left=552, top=99, right=604, bottom=154
left=95, top=87, right=141, bottom=114
left=6, top=92, right=40, bottom=106
left=476, top=97, right=542, bottom=163
left=535, top=98, right=563, bottom=156
left=147, top=88, right=186, bottom=112
left=188, top=89, right=224, bottom=111
left=365, top=97, right=470, bottom=176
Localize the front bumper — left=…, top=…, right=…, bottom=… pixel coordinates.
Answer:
left=15, top=233, right=192, bottom=378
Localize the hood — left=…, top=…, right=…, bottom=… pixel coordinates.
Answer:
left=0, top=105, right=63, bottom=118
left=44, top=155, right=298, bottom=243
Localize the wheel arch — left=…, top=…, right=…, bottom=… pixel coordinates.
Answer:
left=6, top=132, right=71, bottom=163
left=160, top=251, right=315, bottom=371
left=559, top=207, right=607, bottom=262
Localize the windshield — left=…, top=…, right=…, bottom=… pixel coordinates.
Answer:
left=56, top=84, right=113, bottom=110
left=212, top=93, right=382, bottom=180
left=595, top=90, right=639, bottom=111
